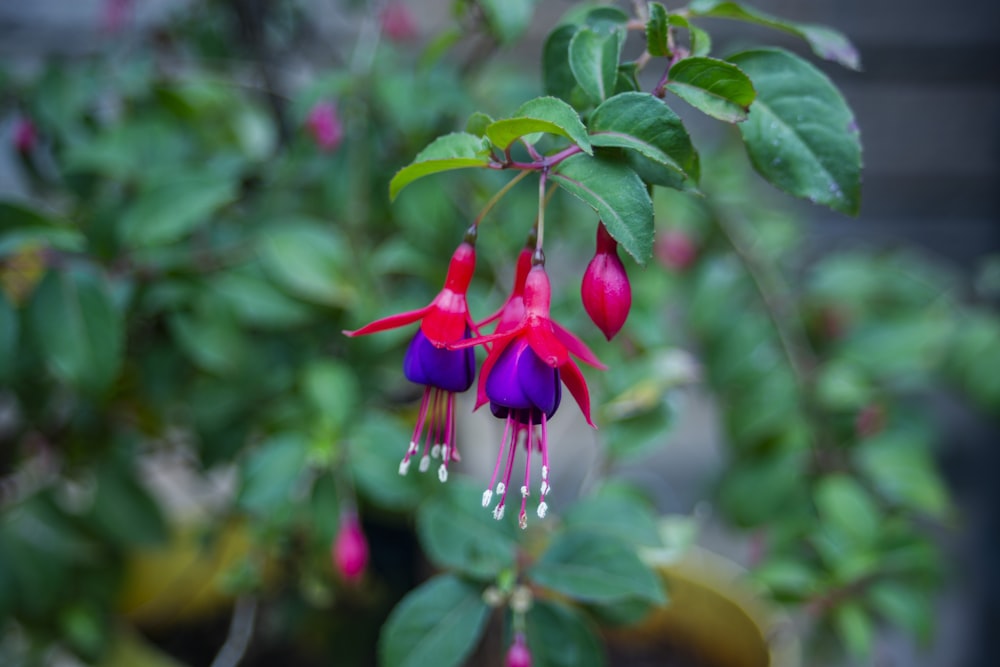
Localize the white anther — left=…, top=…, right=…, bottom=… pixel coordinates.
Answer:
left=437, top=464, right=448, bottom=483
left=541, top=465, right=549, bottom=480
left=431, top=444, right=441, bottom=458
left=482, top=489, right=493, bottom=507
left=496, top=482, right=506, bottom=496
left=520, top=485, right=529, bottom=497
left=540, top=481, right=551, bottom=496
left=408, top=441, right=419, bottom=454
left=510, top=586, right=533, bottom=613
left=419, top=455, right=430, bottom=472
left=441, top=445, right=450, bottom=460
left=537, top=502, right=548, bottom=519
left=519, top=512, right=528, bottom=530
left=398, top=459, right=410, bottom=476
left=493, top=504, right=505, bottom=521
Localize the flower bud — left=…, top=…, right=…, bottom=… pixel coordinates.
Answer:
left=305, top=102, right=344, bottom=153
left=379, top=2, right=418, bottom=41
left=332, top=513, right=368, bottom=583
left=581, top=222, right=631, bottom=341
left=506, top=634, right=532, bottom=667
left=656, top=229, right=697, bottom=272
left=13, top=118, right=36, bottom=154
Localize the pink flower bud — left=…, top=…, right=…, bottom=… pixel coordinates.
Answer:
left=506, top=634, right=532, bottom=667
left=332, top=513, right=368, bottom=583
left=379, top=2, right=418, bottom=42
left=581, top=222, right=631, bottom=341
left=13, top=118, right=36, bottom=154
left=656, top=229, right=697, bottom=272
left=305, top=102, right=344, bottom=153
left=102, top=0, right=132, bottom=33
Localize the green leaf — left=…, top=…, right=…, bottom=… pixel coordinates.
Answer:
left=486, top=97, right=592, bottom=154
left=551, top=153, right=654, bottom=265
left=416, top=480, right=517, bottom=579
left=350, top=417, right=431, bottom=510
left=588, top=91, right=699, bottom=185
left=728, top=49, right=862, bottom=215
left=868, top=582, right=932, bottom=641
left=0, top=202, right=84, bottom=255
left=257, top=220, right=356, bottom=307
left=90, top=457, right=168, bottom=547
left=465, top=112, right=495, bottom=137
left=665, top=57, right=755, bottom=122
left=563, top=491, right=663, bottom=548
left=530, top=531, right=667, bottom=604
left=389, top=133, right=492, bottom=200
left=752, top=558, right=819, bottom=597
left=645, top=3, right=670, bottom=57
left=568, top=27, right=623, bottom=105
left=27, top=268, right=123, bottom=394
left=688, top=0, right=860, bottom=70
left=527, top=600, right=607, bottom=667
left=211, top=265, right=313, bottom=329
left=119, top=172, right=239, bottom=247
left=814, top=474, right=879, bottom=547
left=833, top=602, right=875, bottom=658
left=379, top=574, right=490, bottom=667
left=543, top=24, right=582, bottom=102
left=855, top=431, right=949, bottom=518
left=479, top=0, right=538, bottom=44
left=238, top=432, right=309, bottom=517
left=0, top=291, right=18, bottom=384
left=301, top=361, right=360, bottom=432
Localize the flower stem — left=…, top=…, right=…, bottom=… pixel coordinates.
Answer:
left=473, top=170, right=531, bottom=228
left=535, top=169, right=549, bottom=256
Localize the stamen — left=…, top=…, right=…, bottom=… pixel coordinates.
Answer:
left=493, top=504, right=505, bottom=520
left=486, top=416, right=512, bottom=498
left=520, top=486, right=529, bottom=497
left=431, top=444, right=441, bottom=458
left=519, top=510, right=528, bottom=529
left=496, top=482, right=506, bottom=496
left=399, top=458, right=411, bottom=475
left=537, top=502, right=548, bottom=518
left=419, top=455, right=430, bottom=472
left=408, top=441, right=419, bottom=455
left=538, top=414, right=551, bottom=509
left=482, top=489, right=493, bottom=507
left=409, top=388, right=432, bottom=445
left=518, top=413, right=534, bottom=530
left=437, top=464, right=448, bottom=483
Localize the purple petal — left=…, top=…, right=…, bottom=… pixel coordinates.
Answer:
left=403, top=330, right=475, bottom=392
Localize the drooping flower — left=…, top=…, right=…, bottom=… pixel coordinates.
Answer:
left=581, top=222, right=631, bottom=340
left=505, top=633, right=532, bottom=667
left=332, top=513, right=369, bottom=583
left=379, top=2, right=419, bottom=42
left=452, top=258, right=605, bottom=527
left=343, top=231, right=479, bottom=481
left=305, top=101, right=344, bottom=153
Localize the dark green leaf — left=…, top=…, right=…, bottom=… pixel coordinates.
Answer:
left=563, top=491, right=663, bottom=548
left=665, top=57, right=755, bottom=122
left=389, top=133, right=492, bottom=200
left=568, top=27, right=623, bottom=105
left=530, top=531, right=666, bottom=604
left=211, top=265, right=313, bottom=329
left=379, top=574, right=490, bottom=667
left=868, top=582, right=932, bottom=641
left=486, top=97, right=592, bottom=154
left=588, top=92, right=699, bottom=185
left=543, top=24, right=582, bottom=102
left=169, top=306, right=248, bottom=375
left=257, top=220, right=356, bottom=307
left=551, top=153, right=654, bottom=265
left=0, top=291, right=17, bottom=384
left=527, top=600, right=606, bottom=667
left=238, top=433, right=310, bottom=517
left=90, top=458, right=168, bottom=547
left=27, top=268, right=123, bottom=394
left=479, top=0, right=538, bottom=44
left=728, top=49, right=862, bottom=215
left=688, top=0, right=860, bottom=70
left=855, top=431, right=949, bottom=518
left=645, top=3, right=670, bottom=57
left=814, top=474, right=879, bottom=547
left=350, top=417, right=431, bottom=510
left=416, top=480, right=517, bottom=579
left=0, top=202, right=84, bottom=255
left=119, top=172, right=239, bottom=247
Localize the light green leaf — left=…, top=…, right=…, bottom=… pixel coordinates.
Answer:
left=479, top=0, right=538, bottom=44
left=665, top=57, right=755, bottom=122
left=119, top=173, right=239, bottom=247
left=416, top=481, right=517, bottom=580
left=551, top=153, right=653, bottom=265
left=569, top=27, right=623, bottom=105
left=379, top=574, right=489, bottom=667
left=563, top=492, right=663, bottom=548
left=527, top=601, right=607, bottom=667
left=645, top=3, right=670, bottom=57
left=301, top=361, right=359, bottom=432
left=389, top=133, right=492, bottom=200
left=588, top=91, right=699, bottom=185
left=814, top=474, right=879, bottom=547
left=465, top=111, right=494, bottom=137
left=350, top=417, right=431, bottom=510
left=728, top=49, right=862, bottom=215
left=486, top=97, right=592, bottom=154
left=256, top=220, right=356, bottom=306
left=211, top=265, right=313, bottom=329
left=530, top=531, right=667, bottom=604
left=688, top=0, right=860, bottom=70
left=833, top=602, right=875, bottom=658
left=855, top=431, right=949, bottom=518
left=27, top=268, right=123, bottom=394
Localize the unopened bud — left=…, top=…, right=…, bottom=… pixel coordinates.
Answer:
left=656, top=229, right=697, bottom=272
left=581, top=222, right=631, bottom=340
left=13, top=118, right=36, bottom=154
left=379, top=2, right=418, bottom=42
left=506, top=633, right=532, bottom=667
left=332, top=513, right=369, bottom=583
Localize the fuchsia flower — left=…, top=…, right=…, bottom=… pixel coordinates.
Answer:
left=506, top=634, right=532, bottom=667
left=13, top=118, right=36, bottom=154
left=332, top=513, right=369, bottom=583
left=379, top=2, right=419, bottom=42
left=581, top=222, right=631, bottom=341
left=453, top=257, right=605, bottom=527
left=305, top=102, right=344, bottom=153
left=344, top=232, right=479, bottom=482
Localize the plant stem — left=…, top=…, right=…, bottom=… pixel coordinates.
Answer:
left=473, top=170, right=531, bottom=228
left=491, top=144, right=583, bottom=171
left=536, top=169, right=549, bottom=253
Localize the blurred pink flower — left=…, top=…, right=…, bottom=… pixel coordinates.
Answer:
left=305, top=102, right=344, bottom=153
left=102, top=0, right=133, bottom=33
left=13, top=118, right=36, bottom=154
left=332, top=513, right=369, bottom=583
left=379, top=2, right=418, bottom=42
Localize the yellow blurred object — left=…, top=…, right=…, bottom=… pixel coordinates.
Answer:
left=609, top=546, right=800, bottom=667
left=118, top=521, right=254, bottom=627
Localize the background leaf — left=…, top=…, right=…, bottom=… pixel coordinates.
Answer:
left=728, top=49, right=862, bottom=215
left=119, top=172, right=238, bottom=247
left=0, top=291, right=18, bottom=384
left=257, top=220, right=356, bottom=306
left=665, top=57, right=755, bottom=123
left=379, top=574, right=489, bottom=667
left=478, top=0, right=538, bottom=44
left=551, top=152, right=654, bottom=264
left=527, top=600, right=606, bottom=667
